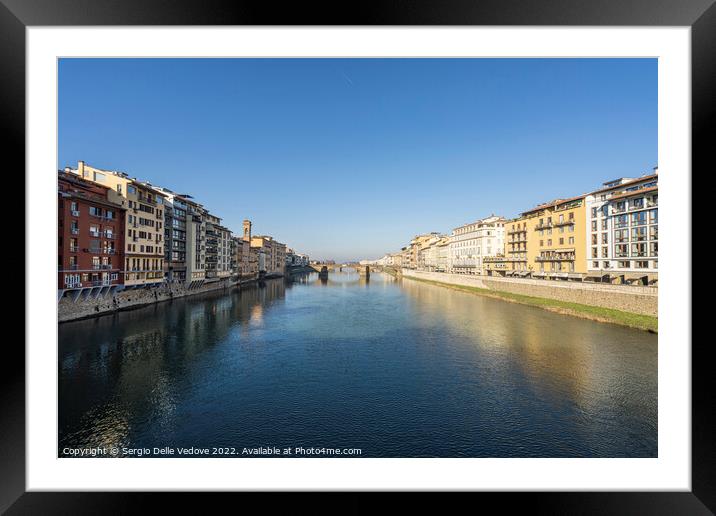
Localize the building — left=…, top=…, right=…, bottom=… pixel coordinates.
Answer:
left=251, top=235, right=287, bottom=277
left=518, top=196, right=588, bottom=280
left=231, top=236, right=252, bottom=277
left=66, top=161, right=166, bottom=288
left=435, top=237, right=451, bottom=272
left=403, top=233, right=440, bottom=270
left=505, top=216, right=530, bottom=275
left=585, top=170, right=658, bottom=284
left=58, top=171, right=126, bottom=300
left=417, top=235, right=446, bottom=272
left=241, top=220, right=260, bottom=276
left=449, top=215, right=506, bottom=275
left=286, top=248, right=310, bottom=267
left=204, top=213, right=232, bottom=282
left=185, top=200, right=207, bottom=288
left=144, top=185, right=195, bottom=285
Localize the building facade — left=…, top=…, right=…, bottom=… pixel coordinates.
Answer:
left=449, top=216, right=505, bottom=275
left=203, top=213, right=231, bottom=281
left=251, top=235, right=287, bottom=277
left=585, top=171, right=658, bottom=284
left=67, top=161, right=165, bottom=288
left=58, top=171, right=126, bottom=299
left=519, top=196, right=588, bottom=280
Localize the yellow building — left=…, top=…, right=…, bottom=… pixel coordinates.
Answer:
left=68, top=161, right=166, bottom=287
left=520, top=195, right=588, bottom=279
left=505, top=216, right=530, bottom=275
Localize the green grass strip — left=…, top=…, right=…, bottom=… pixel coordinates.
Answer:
left=403, top=275, right=658, bottom=333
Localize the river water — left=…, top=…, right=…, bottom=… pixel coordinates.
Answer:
left=58, top=270, right=657, bottom=457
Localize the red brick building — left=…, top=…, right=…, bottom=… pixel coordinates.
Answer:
left=58, top=172, right=126, bottom=299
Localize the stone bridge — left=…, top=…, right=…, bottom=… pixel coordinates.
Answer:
left=309, top=263, right=373, bottom=276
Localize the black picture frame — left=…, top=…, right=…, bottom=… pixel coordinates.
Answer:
left=4, top=0, right=709, bottom=512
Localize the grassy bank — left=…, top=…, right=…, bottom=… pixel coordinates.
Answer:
left=403, top=275, right=658, bottom=333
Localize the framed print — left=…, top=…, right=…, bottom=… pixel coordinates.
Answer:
left=5, top=0, right=711, bottom=512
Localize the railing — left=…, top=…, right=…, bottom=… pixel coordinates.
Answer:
left=71, top=228, right=79, bottom=235
left=69, top=247, right=79, bottom=253
left=535, top=255, right=575, bottom=262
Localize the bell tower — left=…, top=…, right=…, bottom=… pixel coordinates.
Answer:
left=243, top=219, right=252, bottom=242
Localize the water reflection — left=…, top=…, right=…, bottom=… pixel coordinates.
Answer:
left=58, top=271, right=656, bottom=457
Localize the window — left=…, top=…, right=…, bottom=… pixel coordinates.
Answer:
left=93, top=172, right=106, bottom=182
left=649, top=225, right=658, bottom=240
left=631, top=227, right=647, bottom=241
left=568, top=237, right=574, bottom=245
left=631, top=243, right=647, bottom=257
left=631, top=212, right=647, bottom=226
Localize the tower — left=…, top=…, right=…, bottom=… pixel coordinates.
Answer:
left=243, top=219, right=252, bottom=242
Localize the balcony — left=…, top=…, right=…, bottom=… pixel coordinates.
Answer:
left=553, top=220, right=574, bottom=227
left=89, top=231, right=100, bottom=237
left=535, top=255, right=575, bottom=262
left=534, top=222, right=552, bottom=230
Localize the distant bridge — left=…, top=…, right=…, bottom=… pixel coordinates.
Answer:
left=309, top=263, right=374, bottom=276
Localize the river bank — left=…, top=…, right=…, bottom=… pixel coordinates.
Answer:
left=58, top=266, right=320, bottom=323
left=396, top=269, right=657, bottom=333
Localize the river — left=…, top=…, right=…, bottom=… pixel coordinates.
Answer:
left=58, top=270, right=657, bottom=457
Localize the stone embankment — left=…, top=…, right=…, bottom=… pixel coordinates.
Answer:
left=58, top=276, right=258, bottom=323
left=401, top=269, right=657, bottom=317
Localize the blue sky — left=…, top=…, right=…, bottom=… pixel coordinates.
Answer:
left=58, top=58, right=657, bottom=262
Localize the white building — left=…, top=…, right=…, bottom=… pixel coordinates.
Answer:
left=585, top=169, right=658, bottom=284
left=449, top=215, right=506, bottom=275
